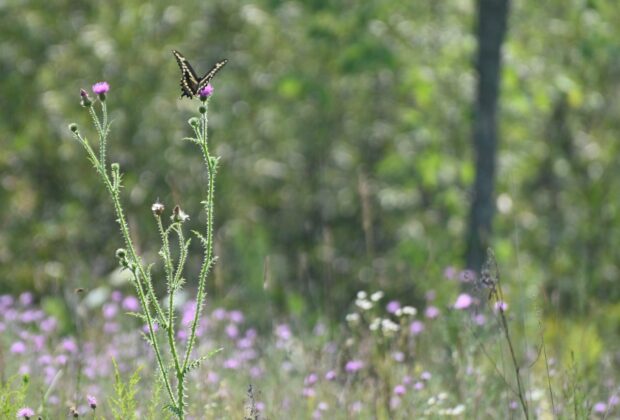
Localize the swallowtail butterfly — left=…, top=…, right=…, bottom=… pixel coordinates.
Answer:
left=172, top=49, right=228, bottom=99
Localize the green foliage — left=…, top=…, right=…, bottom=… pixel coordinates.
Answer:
left=0, top=375, right=29, bottom=419
left=109, top=360, right=142, bottom=420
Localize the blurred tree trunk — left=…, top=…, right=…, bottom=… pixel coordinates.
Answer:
left=465, top=0, right=510, bottom=271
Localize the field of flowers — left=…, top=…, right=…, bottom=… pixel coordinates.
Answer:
left=2, top=277, right=618, bottom=419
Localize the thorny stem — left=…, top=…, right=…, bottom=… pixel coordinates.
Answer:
left=72, top=114, right=177, bottom=409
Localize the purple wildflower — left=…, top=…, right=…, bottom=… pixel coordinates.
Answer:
left=414, top=381, right=425, bottom=390
left=304, top=373, right=318, bottom=386
left=454, top=293, right=473, bottom=309
left=16, top=407, right=35, bottom=419
left=223, top=358, right=240, bottom=369
left=102, top=303, right=118, bottom=319
left=325, top=370, right=336, bottom=381
left=392, top=351, right=405, bottom=362
left=275, top=324, right=292, bottom=341
left=593, top=402, right=606, bottom=413
left=228, top=310, right=244, bottom=323
left=225, top=324, right=239, bottom=339
left=421, top=371, right=432, bottom=381
left=394, top=385, right=406, bottom=396
left=345, top=360, right=364, bottom=373
left=409, top=320, right=425, bottom=335
left=10, top=341, right=26, bottom=354
left=199, top=84, right=214, bottom=99
left=494, top=300, right=508, bottom=312
left=87, top=395, right=97, bottom=410
left=302, top=387, right=316, bottom=398
left=425, top=305, right=440, bottom=319
left=62, top=338, right=78, bottom=353
left=443, top=266, right=457, bottom=280
left=111, top=290, right=123, bottom=302
left=386, top=300, right=401, bottom=314
left=19, top=292, right=33, bottom=306
left=92, top=82, right=110, bottom=95
left=40, top=316, right=57, bottom=333
left=474, top=314, right=486, bottom=325
left=122, top=296, right=140, bottom=312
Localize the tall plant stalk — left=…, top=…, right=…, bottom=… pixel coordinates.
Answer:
left=69, top=85, right=222, bottom=419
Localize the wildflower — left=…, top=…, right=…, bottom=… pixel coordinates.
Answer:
left=225, top=324, right=239, bottom=339
left=275, top=324, right=292, bottom=341
left=394, top=385, right=406, bottom=396
left=151, top=201, right=165, bottom=216
left=345, top=313, right=360, bottom=325
left=172, top=205, right=190, bottom=223
left=318, top=402, right=329, bottom=411
left=345, top=360, right=364, bottom=373
left=69, top=123, right=78, bottom=133
left=401, top=306, right=417, bottom=316
left=355, top=298, right=373, bottom=310
left=302, top=387, right=316, bottom=398
left=414, top=381, right=425, bottom=390
left=19, top=292, right=33, bottom=306
left=325, top=370, right=336, bottom=381
left=70, top=406, right=79, bottom=417
left=10, top=341, right=26, bottom=354
left=443, top=266, right=457, bottom=279
left=122, top=296, right=140, bottom=312
left=356, top=291, right=367, bottom=300
left=62, top=338, right=78, bottom=354
left=102, top=303, right=118, bottom=319
left=386, top=300, right=400, bottom=313
left=41, top=316, right=58, bottom=332
left=87, top=395, right=97, bottom=410
left=425, top=305, right=440, bottom=319
left=92, top=81, right=110, bottom=101
left=453, top=293, right=473, bottom=309
left=199, top=84, right=214, bottom=101
left=304, top=373, right=318, bottom=386
left=409, top=320, right=425, bottom=335
left=494, top=300, right=508, bottom=312
left=421, top=371, right=432, bottom=381
left=370, top=291, right=384, bottom=302
left=593, top=402, right=606, bottom=413
left=473, top=314, right=486, bottom=325
left=229, top=310, right=245, bottom=323
left=16, top=407, right=35, bottom=419
left=223, top=358, right=240, bottom=369
left=381, top=318, right=399, bottom=334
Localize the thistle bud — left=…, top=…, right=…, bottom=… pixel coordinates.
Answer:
left=80, top=89, right=92, bottom=107
left=171, top=205, right=190, bottom=223
left=198, top=105, right=207, bottom=114
left=151, top=200, right=165, bottom=216
left=69, top=123, right=78, bottom=133
left=188, top=117, right=199, bottom=128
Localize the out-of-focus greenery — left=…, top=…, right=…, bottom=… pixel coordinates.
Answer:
left=1, top=0, right=620, bottom=327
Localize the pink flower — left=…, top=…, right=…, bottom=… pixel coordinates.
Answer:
left=345, top=360, right=364, bottom=373
left=425, top=306, right=440, bottom=319
left=394, top=385, right=406, bottom=396
left=593, top=402, right=606, bottom=413
left=122, top=296, right=140, bottom=312
left=386, top=300, right=401, bottom=313
left=454, top=293, right=473, bottom=309
left=409, top=320, right=425, bottom=335
left=199, top=84, right=214, bottom=98
left=92, top=82, right=110, bottom=95
left=87, top=395, right=97, bottom=409
left=305, top=373, right=318, bottom=386
left=494, top=300, right=508, bottom=312
left=325, top=370, right=336, bottom=381
left=10, top=341, right=26, bottom=354
left=16, top=407, right=35, bottom=419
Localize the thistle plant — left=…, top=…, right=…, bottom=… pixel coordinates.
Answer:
left=69, top=82, right=223, bottom=419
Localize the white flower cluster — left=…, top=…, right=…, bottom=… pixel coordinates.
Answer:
left=395, top=306, right=417, bottom=317
left=355, top=291, right=374, bottom=311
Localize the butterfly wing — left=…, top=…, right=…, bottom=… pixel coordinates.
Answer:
left=172, top=50, right=200, bottom=98
left=196, top=59, right=228, bottom=93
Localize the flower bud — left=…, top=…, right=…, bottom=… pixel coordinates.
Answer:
left=80, top=89, right=92, bottom=107
left=188, top=117, right=199, bottom=128
left=171, top=205, right=190, bottom=223
left=151, top=201, right=165, bottom=216
left=69, top=123, right=78, bottom=133
left=198, top=105, right=207, bottom=114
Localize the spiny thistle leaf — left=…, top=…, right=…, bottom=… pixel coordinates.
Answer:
left=183, top=348, right=223, bottom=374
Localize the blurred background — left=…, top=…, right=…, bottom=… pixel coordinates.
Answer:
left=1, top=0, right=620, bottom=334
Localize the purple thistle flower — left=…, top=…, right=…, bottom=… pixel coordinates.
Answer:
left=409, top=320, right=425, bottom=335
left=325, top=370, right=336, bottom=381
left=425, top=305, right=440, bottom=319
left=494, top=300, right=508, bottom=312
left=593, top=402, right=606, bottom=413
left=10, top=341, right=26, bottom=354
left=16, top=407, right=35, bottom=419
left=87, top=395, right=97, bottom=410
left=199, top=84, right=214, bottom=99
left=19, top=292, right=33, bottom=306
left=394, top=385, right=406, bottom=396
left=345, top=360, right=364, bottom=373
left=386, top=300, right=401, bottom=314
left=92, top=82, right=110, bottom=95
left=122, top=296, right=140, bottom=312
left=304, top=373, right=318, bottom=386
left=228, top=310, right=244, bottom=323
left=454, top=293, right=473, bottom=310
left=302, top=387, right=316, bottom=398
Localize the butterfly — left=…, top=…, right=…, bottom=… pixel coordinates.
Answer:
left=172, top=50, right=228, bottom=99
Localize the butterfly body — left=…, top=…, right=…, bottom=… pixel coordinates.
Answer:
left=172, top=50, right=227, bottom=98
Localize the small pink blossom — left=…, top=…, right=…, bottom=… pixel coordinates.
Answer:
left=345, top=360, right=364, bottom=373
left=386, top=300, right=401, bottom=313
left=16, top=407, right=35, bottom=419
left=11, top=341, right=26, bottom=354
left=409, top=320, right=425, bottom=335
left=92, top=81, right=110, bottom=94
left=199, top=84, right=214, bottom=98
left=425, top=305, right=440, bottom=319
left=454, top=293, right=473, bottom=309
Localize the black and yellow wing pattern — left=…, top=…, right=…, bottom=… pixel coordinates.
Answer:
left=172, top=50, right=227, bottom=98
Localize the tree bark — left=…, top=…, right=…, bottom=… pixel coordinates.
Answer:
left=465, top=0, right=510, bottom=271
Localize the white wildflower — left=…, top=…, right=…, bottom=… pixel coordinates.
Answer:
left=370, top=291, right=384, bottom=302
left=402, top=306, right=417, bottom=316
left=355, top=299, right=373, bottom=310
left=356, top=291, right=367, bottom=300
left=346, top=313, right=360, bottom=324
left=369, top=318, right=381, bottom=331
